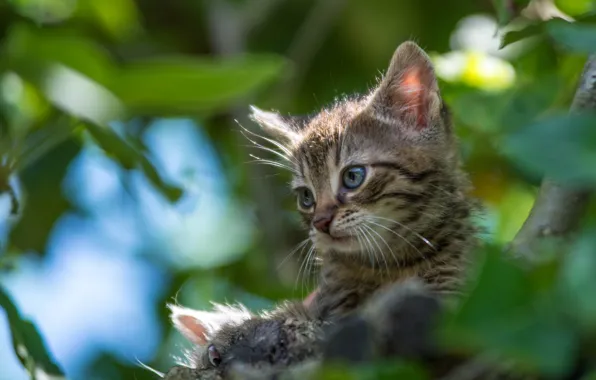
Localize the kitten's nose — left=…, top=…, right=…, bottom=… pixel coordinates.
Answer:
left=313, top=211, right=335, bottom=234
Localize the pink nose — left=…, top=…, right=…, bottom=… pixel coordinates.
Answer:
left=313, top=214, right=334, bottom=234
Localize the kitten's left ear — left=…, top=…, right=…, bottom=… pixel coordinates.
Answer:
left=249, top=105, right=301, bottom=144
left=169, top=304, right=252, bottom=345
left=368, top=41, right=442, bottom=132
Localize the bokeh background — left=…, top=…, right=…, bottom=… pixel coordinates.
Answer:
left=1, top=0, right=596, bottom=379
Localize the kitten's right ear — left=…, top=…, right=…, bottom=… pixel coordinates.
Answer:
left=169, top=304, right=251, bottom=345
left=367, top=41, right=442, bottom=134
left=249, top=105, right=301, bottom=144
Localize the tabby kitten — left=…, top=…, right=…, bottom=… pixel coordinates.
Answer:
left=163, top=40, right=479, bottom=379
left=249, top=41, right=477, bottom=319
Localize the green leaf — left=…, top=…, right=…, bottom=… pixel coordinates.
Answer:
left=0, top=285, right=65, bottom=378
left=83, top=122, right=183, bottom=202
left=112, top=55, right=288, bottom=115
left=560, top=231, right=596, bottom=330
left=502, top=112, right=596, bottom=185
left=498, top=76, right=563, bottom=132
left=442, top=246, right=577, bottom=376
left=77, top=0, right=142, bottom=41
left=316, top=361, right=428, bottom=380
left=5, top=23, right=116, bottom=87
left=547, top=20, right=596, bottom=53
left=501, top=22, right=544, bottom=48
left=4, top=24, right=125, bottom=125
left=10, top=137, right=80, bottom=253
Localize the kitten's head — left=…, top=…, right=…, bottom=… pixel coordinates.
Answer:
left=250, top=41, right=466, bottom=263
left=168, top=303, right=321, bottom=379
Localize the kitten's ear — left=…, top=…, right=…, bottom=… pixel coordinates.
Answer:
left=368, top=41, right=441, bottom=132
left=169, top=304, right=251, bottom=345
left=249, top=105, right=301, bottom=144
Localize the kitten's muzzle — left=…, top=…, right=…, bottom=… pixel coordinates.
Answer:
left=313, top=209, right=335, bottom=234
left=313, top=214, right=333, bottom=234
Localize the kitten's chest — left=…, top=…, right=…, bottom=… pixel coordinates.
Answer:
left=312, top=266, right=419, bottom=320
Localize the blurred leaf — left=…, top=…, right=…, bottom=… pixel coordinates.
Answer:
left=5, top=23, right=115, bottom=87
left=498, top=76, right=563, bottom=132
left=501, top=23, right=544, bottom=48
left=442, top=246, right=577, bottom=376
left=0, top=284, right=65, bottom=378
left=547, top=19, right=596, bottom=53
left=78, top=0, right=142, bottom=41
left=503, top=112, right=596, bottom=185
left=316, top=361, right=428, bottom=380
left=14, top=118, right=75, bottom=171
left=10, top=137, right=79, bottom=252
left=83, top=122, right=183, bottom=202
left=8, top=0, right=76, bottom=24
left=554, top=0, right=596, bottom=16
left=112, top=55, right=288, bottom=115
left=560, top=231, right=596, bottom=331
left=492, top=0, right=532, bottom=26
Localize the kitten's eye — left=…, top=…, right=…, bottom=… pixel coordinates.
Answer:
left=297, top=187, right=315, bottom=208
left=208, top=344, right=221, bottom=367
left=342, top=166, right=366, bottom=189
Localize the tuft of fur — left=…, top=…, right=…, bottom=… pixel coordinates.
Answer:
left=249, top=41, right=480, bottom=320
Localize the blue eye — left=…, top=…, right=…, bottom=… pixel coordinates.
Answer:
left=342, top=166, right=366, bottom=189
left=297, top=187, right=315, bottom=208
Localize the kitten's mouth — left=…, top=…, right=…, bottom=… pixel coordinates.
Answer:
left=316, top=232, right=357, bottom=252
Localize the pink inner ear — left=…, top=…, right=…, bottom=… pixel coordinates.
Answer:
left=178, top=315, right=208, bottom=345
left=397, top=68, right=429, bottom=129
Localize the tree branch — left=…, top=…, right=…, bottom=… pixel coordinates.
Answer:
left=510, top=55, right=596, bottom=259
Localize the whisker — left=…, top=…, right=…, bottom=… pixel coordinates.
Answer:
left=362, top=224, right=390, bottom=275
left=368, top=215, right=436, bottom=251
left=235, top=120, right=297, bottom=162
left=294, top=242, right=313, bottom=293
left=135, top=358, right=164, bottom=378
left=366, top=219, right=428, bottom=263
left=357, top=226, right=376, bottom=272
left=240, top=132, right=295, bottom=164
left=277, top=238, right=310, bottom=270
left=302, top=246, right=317, bottom=296
left=247, top=155, right=299, bottom=174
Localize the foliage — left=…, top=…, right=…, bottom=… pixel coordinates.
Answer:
left=0, top=0, right=595, bottom=379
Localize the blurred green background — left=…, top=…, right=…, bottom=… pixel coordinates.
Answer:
left=1, top=0, right=596, bottom=379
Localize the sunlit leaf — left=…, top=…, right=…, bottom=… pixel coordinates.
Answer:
left=554, top=0, right=596, bottom=16
left=5, top=23, right=115, bottom=87
left=78, top=0, right=142, bottom=40
left=0, top=285, right=65, bottom=378
left=83, top=122, right=183, bottom=202
left=112, top=55, right=288, bottom=115
left=503, top=112, right=596, bottom=185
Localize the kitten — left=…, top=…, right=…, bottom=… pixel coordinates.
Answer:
left=163, top=40, right=480, bottom=379
left=248, top=41, right=478, bottom=319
